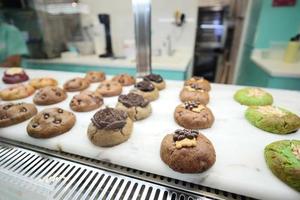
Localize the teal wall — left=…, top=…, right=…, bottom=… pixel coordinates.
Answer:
left=255, top=0, right=300, bottom=48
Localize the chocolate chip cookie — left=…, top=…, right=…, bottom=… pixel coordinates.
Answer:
left=0, top=84, right=35, bottom=101
left=29, top=77, right=58, bottom=89
left=116, top=93, right=151, bottom=121
left=265, top=140, right=300, bottom=192
left=85, top=71, right=106, bottom=83
left=245, top=105, right=300, bottom=134
left=131, top=81, right=159, bottom=101
left=160, top=129, right=216, bottom=173
left=63, top=77, right=90, bottom=92
left=184, top=76, right=211, bottom=91
left=174, top=101, right=214, bottom=129
left=96, top=80, right=122, bottom=97
left=112, top=74, right=135, bottom=86
left=143, top=73, right=166, bottom=90
left=70, top=90, right=103, bottom=112
left=87, top=107, right=133, bottom=147
left=179, top=85, right=209, bottom=105
left=27, top=108, right=76, bottom=138
left=0, top=103, right=37, bottom=127
left=33, top=86, right=67, bottom=105
left=2, top=67, right=29, bottom=84
left=234, top=87, right=273, bottom=106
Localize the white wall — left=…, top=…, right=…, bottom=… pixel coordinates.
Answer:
left=80, top=0, right=230, bottom=56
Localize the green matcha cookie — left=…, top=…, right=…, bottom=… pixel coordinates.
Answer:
left=264, top=140, right=300, bottom=192
left=245, top=106, right=300, bottom=134
left=234, top=87, right=273, bottom=106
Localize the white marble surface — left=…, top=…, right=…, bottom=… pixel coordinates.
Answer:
left=251, top=49, right=300, bottom=78
left=0, top=69, right=300, bottom=200
left=25, top=50, right=191, bottom=72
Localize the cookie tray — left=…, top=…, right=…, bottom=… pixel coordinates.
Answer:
left=0, top=69, right=299, bottom=200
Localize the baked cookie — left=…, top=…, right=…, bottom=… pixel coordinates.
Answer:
left=27, top=108, right=76, bottom=138
left=116, top=93, right=151, bottom=121
left=87, top=107, right=133, bottom=147
left=131, top=81, right=159, bottom=101
left=245, top=105, right=300, bottom=134
left=70, top=90, right=103, bottom=112
left=143, top=73, right=166, bottom=90
left=2, top=67, right=29, bottom=84
left=96, top=80, right=122, bottom=97
left=33, top=86, right=67, bottom=105
left=63, top=77, right=90, bottom=92
left=264, top=140, right=300, bottom=192
left=29, top=77, right=58, bottom=89
left=179, top=85, right=209, bottom=105
left=0, top=84, right=35, bottom=101
left=0, top=103, right=37, bottom=127
left=112, top=74, right=135, bottom=86
left=174, top=101, right=214, bottom=129
left=85, top=71, right=106, bottom=83
left=234, top=87, right=273, bottom=106
left=160, top=129, right=216, bottom=173
left=184, top=76, right=211, bottom=91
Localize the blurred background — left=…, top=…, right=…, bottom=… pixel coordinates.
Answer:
left=0, top=0, right=299, bottom=90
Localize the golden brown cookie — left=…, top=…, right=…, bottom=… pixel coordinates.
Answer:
left=87, top=107, right=133, bottom=147
left=29, top=77, right=58, bottom=89
left=184, top=77, right=211, bottom=91
left=0, top=102, right=37, bottom=127
left=63, top=77, right=90, bottom=92
left=33, top=86, right=67, bottom=105
left=112, top=74, right=136, bottom=86
left=174, top=101, right=214, bottom=129
left=116, top=93, right=151, bottom=121
left=0, top=84, right=35, bottom=101
left=160, top=129, right=216, bottom=173
left=70, top=90, right=103, bottom=112
left=131, top=81, right=159, bottom=101
left=179, top=85, right=209, bottom=105
left=27, top=108, right=76, bottom=138
left=143, top=74, right=166, bottom=90
left=96, top=80, right=122, bottom=97
left=85, top=71, right=106, bottom=83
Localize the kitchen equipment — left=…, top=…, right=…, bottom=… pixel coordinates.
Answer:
left=1, top=68, right=299, bottom=200
left=98, top=14, right=114, bottom=58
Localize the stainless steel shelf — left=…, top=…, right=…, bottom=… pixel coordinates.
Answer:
left=0, top=138, right=254, bottom=200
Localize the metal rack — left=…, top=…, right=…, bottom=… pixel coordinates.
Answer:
left=0, top=138, right=253, bottom=200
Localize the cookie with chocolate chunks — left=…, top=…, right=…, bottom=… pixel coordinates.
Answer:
left=174, top=101, right=214, bottom=129
left=85, top=71, right=106, bottom=83
left=179, top=84, right=209, bottom=105
left=33, top=86, right=67, bottom=105
left=131, top=81, right=159, bottom=101
left=96, top=80, right=122, bottom=97
left=0, top=102, right=37, bottom=127
left=160, top=129, right=216, bottom=173
left=116, top=93, right=152, bottom=121
left=112, top=74, right=135, bottom=86
left=143, top=74, right=166, bottom=90
left=70, top=90, right=103, bottom=112
left=184, top=76, right=211, bottom=91
left=27, top=108, right=76, bottom=138
left=87, top=107, right=133, bottom=147
left=0, top=84, right=35, bottom=101
left=63, top=77, right=90, bottom=92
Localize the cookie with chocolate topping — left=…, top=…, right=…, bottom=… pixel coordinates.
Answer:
left=143, top=74, right=166, bottom=90
left=184, top=76, right=211, bottom=91
left=160, top=129, right=216, bottom=173
left=27, top=108, right=76, bottom=138
left=131, top=81, right=159, bottom=101
left=179, top=85, right=209, bottom=105
left=112, top=74, right=136, bottom=86
left=116, top=93, right=152, bottom=121
left=96, top=80, right=122, bottom=97
left=87, top=107, right=133, bottom=147
left=174, top=101, right=214, bottom=129
left=264, top=140, right=300, bottom=192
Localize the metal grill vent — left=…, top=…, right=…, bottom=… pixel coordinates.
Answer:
left=0, top=140, right=252, bottom=200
